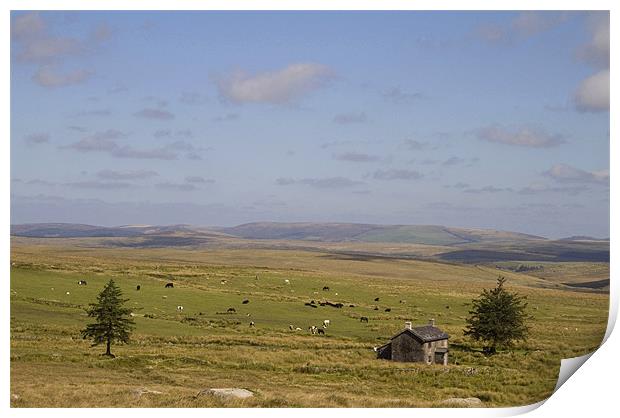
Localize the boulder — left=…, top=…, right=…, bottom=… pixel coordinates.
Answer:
left=441, top=397, right=483, bottom=407
left=198, top=388, right=254, bottom=400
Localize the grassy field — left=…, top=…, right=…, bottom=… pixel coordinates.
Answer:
left=10, top=238, right=609, bottom=407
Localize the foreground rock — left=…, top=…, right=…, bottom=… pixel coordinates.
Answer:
left=441, top=397, right=483, bottom=407
left=197, top=388, right=254, bottom=400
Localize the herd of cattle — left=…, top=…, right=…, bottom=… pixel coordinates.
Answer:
left=76, top=277, right=385, bottom=335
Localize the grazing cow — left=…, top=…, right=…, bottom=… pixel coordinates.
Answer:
left=295, top=327, right=302, bottom=331
left=335, top=293, right=338, bottom=296
left=220, top=280, right=227, bottom=284
left=373, top=307, right=379, bottom=311
left=227, top=307, right=236, bottom=313
left=374, top=297, right=380, bottom=302
left=445, top=305, right=450, bottom=309
left=317, top=328, right=325, bottom=335
left=349, top=304, right=355, bottom=308
left=78, top=280, right=87, bottom=286
left=322, top=286, right=330, bottom=291
left=242, top=299, right=249, bottom=304
left=334, top=303, right=344, bottom=308
left=360, top=316, right=369, bottom=323
left=136, top=285, right=141, bottom=291
left=323, top=319, right=330, bottom=328
left=284, top=279, right=290, bottom=284
left=249, top=321, right=255, bottom=327
left=165, top=282, right=174, bottom=288
left=66, top=291, right=70, bottom=295
left=289, top=325, right=295, bottom=331
left=309, top=325, right=318, bottom=335
left=385, top=308, right=391, bottom=312
left=177, top=306, right=184, bottom=312
left=304, top=302, right=318, bottom=308
left=162, top=295, right=167, bottom=299
left=399, top=300, right=406, bottom=304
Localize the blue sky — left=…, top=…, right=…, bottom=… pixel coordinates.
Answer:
left=10, top=11, right=609, bottom=238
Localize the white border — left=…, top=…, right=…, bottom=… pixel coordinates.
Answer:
left=3, top=1, right=616, bottom=417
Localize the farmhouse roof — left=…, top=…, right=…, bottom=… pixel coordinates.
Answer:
left=391, top=325, right=449, bottom=343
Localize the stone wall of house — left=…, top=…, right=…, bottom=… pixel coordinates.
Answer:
left=391, top=333, right=425, bottom=362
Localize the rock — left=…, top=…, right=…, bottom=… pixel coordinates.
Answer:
left=441, top=397, right=483, bottom=407
left=131, top=387, right=163, bottom=397
left=197, top=388, right=254, bottom=400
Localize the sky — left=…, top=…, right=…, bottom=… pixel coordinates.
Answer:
left=10, top=11, right=610, bottom=238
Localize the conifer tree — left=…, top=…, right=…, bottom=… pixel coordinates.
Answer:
left=81, top=279, right=135, bottom=357
left=464, top=276, right=530, bottom=354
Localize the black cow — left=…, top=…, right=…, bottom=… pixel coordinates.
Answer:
left=374, top=297, right=380, bottom=302
left=385, top=308, right=391, bottom=312
left=322, top=286, right=330, bottom=291
left=136, top=285, right=141, bottom=291
left=78, top=280, right=87, bottom=285
left=317, top=328, right=325, bottom=335
left=242, top=299, right=249, bottom=304
left=165, top=283, right=174, bottom=288
left=373, top=306, right=379, bottom=311
left=360, top=316, right=369, bottom=323
left=305, top=302, right=318, bottom=308
left=227, top=307, right=236, bottom=313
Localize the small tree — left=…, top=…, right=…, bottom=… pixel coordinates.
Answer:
left=464, top=276, right=530, bottom=354
left=81, top=279, right=135, bottom=357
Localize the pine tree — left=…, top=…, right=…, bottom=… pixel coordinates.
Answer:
left=81, top=279, right=135, bottom=357
left=464, top=276, right=530, bottom=354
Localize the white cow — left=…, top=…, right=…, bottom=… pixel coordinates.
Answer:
left=284, top=279, right=290, bottom=284
left=323, top=319, right=330, bottom=328
left=295, top=327, right=302, bottom=331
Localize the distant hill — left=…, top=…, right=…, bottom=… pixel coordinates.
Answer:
left=220, top=222, right=544, bottom=245
left=10, top=223, right=195, bottom=238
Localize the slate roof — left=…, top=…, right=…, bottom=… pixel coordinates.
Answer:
left=391, top=325, right=449, bottom=343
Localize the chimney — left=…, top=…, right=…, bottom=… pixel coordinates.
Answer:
left=405, top=321, right=412, bottom=330
left=429, top=318, right=435, bottom=327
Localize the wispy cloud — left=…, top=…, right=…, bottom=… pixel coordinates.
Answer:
left=370, top=169, right=423, bottom=181
left=179, top=92, right=208, bottom=105
left=475, top=125, right=566, bottom=148
left=24, top=132, right=50, bottom=145
left=155, top=182, right=198, bottom=192
left=333, top=112, right=367, bottom=124
left=96, top=169, right=159, bottom=180
left=475, top=12, right=571, bottom=44
left=463, top=185, right=513, bottom=194
left=65, top=181, right=134, bottom=190
left=134, top=108, right=175, bottom=120
left=276, top=176, right=364, bottom=188
left=216, top=63, right=334, bottom=104
left=383, top=87, right=424, bottom=104
left=333, top=152, right=380, bottom=163
left=185, top=176, right=214, bottom=184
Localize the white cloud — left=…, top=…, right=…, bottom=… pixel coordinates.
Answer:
left=574, top=12, right=609, bottom=112
left=575, top=69, right=610, bottom=113
left=32, top=64, right=92, bottom=88
left=476, top=125, right=565, bottom=148
left=216, top=63, right=334, bottom=104
left=544, top=163, right=609, bottom=184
